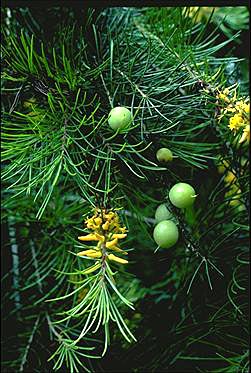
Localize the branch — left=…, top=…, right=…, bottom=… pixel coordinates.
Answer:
left=19, top=315, right=40, bottom=372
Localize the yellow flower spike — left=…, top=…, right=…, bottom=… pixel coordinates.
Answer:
left=107, top=254, right=128, bottom=264
left=106, top=238, right=118, bottom=248
left=78, top=233, right=100, bottom=241
left=77, top=249, right=102, bottom=258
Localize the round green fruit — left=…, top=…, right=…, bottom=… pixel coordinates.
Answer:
left=153, top=220, right=179, bottom=248
left=156, top=148, right=173, bottom=162
left=155, top=204, right=173, bottom=223
left=169, top=182, right=196, bottom=209
left=108, top=106, right=132, bottom=131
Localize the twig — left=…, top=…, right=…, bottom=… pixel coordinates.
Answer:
left=30, top=238, right=43, bottom=293
left=114, top=67, right=147, bottom=98
left=100, top=72, right=113, bottom=108
left=9, top=84, right=23, bottom=114
left=46, top=313, right=63, bottom=341
left=30, top=240, right=63, bottom=340
left=19, top=315, right=40, bottom=372
left=120, top=209, right=156, bottom=224
left=8, top=216, right=21, bottom=309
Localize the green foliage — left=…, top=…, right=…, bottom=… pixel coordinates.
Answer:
left=1, top=5, right=249, bottom=373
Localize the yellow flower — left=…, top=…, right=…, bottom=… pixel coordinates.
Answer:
left=102, top=221, right=110, bottom=230
left=239, top=125, right=250, bottom=144
left=228, top=114, right=245, bottom=131
left=224, top=171, right=236, bottom=184
left=217, top=93, right=230, bottom=103
left=106, top=238, right=118, bottom=248
left=223, top=106, right=236, bottom=114
left=107, top=254, right=128, bottom=264
left=111, top=233, right=127, bottom=239
left=235, top=100, right=250, bottom=114
left=105, top=237, right=128, bottom=254
left=229, top=199, right=241, bottom=207
left=243, top=103, right=250, bottom=114
left=77, top=249, right=102, bottom=258
left=186, top=7, right=218, bottom=23
left=104, top=211, right=116, bottom=221
left=78, top=233, right=104, bottom=242
left=86, top=217, right=102, bottom=230
left=217, top=159, right=229, bottom=174
left=94, top=217, right=102, bottom=225
left=119, top=226, right=127, bottom=234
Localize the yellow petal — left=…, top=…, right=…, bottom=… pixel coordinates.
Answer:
left=95, top=233, right=105, bottom=242
left=119, top=227, right=128, bottom=233
left=77, top=249, right=97, bottom=255
left=224, top=171, right=236, bottom=184
left=102, top=221, right=110, bottom=230
left=77, top=249, right=102, bottom=258
left=106, top=238, right=118, bottom=248
left=107, top=254, right=128, bottom=264
left=107, top=245, right=128, bottom=254
left=244, top=103, right=250, bottom=114
left=239, top=125, right=250, bottom=144
left=94, top=217, right=102, bottom=226
left=78, top=233, right=99, bottom=241
left=112, top=233, right=127, bottom=239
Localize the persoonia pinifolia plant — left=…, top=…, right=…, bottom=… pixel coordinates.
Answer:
left=47, top=206, right=136, bottom=360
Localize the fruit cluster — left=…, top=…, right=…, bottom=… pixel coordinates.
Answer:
left=107, top=108, right=198, bottom=251
left=153, top=183, right=197, bottom=249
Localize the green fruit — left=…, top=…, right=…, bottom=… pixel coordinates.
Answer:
left=153, top=220, right=179, bottom=248
left=169, top=182, right=196, bottom=208
left=155, top=204, right=173, bottom=223
left=156, top=148, right=173, bottom=162
left=108, top=106, right=132, bottom=131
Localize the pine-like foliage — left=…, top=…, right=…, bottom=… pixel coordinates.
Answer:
left=1, top=5, right=249, bottom=373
